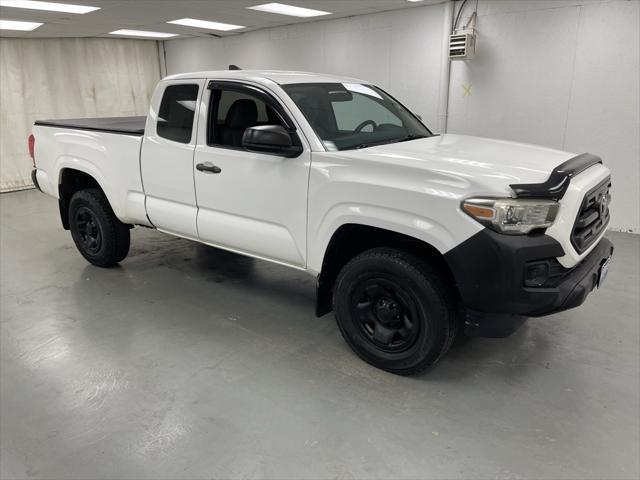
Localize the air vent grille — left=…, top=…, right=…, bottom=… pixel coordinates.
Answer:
left=449, top=33, right=475, bottom=60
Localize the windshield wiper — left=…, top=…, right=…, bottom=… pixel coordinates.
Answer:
left=352, top=134, right=428, bottom=150
left=352, top=139, right=390, bottom=149
left=393, top=134, right=429, bottom=143
left=354, top=140, right=392, bottom=149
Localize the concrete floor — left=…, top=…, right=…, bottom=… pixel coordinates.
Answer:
left=1, top=189, right=638, bottom=480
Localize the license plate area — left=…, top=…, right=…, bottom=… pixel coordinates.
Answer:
left=597, top=256, right=611, bottom=288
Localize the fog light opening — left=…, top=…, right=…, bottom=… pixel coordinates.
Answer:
left=524, top=261, right=550, bottom=287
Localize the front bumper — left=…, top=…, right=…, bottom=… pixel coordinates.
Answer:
left=445, top=229, right=614, bottom=337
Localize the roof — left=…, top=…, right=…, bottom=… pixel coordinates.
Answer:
left=163, top=70, right=368, bottom=86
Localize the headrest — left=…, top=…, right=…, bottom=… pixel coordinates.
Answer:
left=225, top=99, right=258, bottom=129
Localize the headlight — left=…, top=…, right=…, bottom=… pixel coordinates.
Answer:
left=462, top=198, right=559, bottom=234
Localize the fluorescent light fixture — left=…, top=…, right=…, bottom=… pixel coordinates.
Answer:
left=0, top=0, right=100, bottom=14
left=168, top=18, right=244, bottom=32
left=0, top=19, right=42, bottom=30
left=109, top=29, right=178, bottom=38
left=248, top=2, right=330, bottom=17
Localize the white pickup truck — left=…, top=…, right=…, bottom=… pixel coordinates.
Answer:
left=29, top=70, right=613, bottom=375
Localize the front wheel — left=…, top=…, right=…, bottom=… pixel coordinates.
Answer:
left=333, top=248, right=458, bottom=375
left=69, top=188, right=130, bottom=267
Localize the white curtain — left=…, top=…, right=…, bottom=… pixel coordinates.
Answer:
left=0, top=38, right=161, bottom=192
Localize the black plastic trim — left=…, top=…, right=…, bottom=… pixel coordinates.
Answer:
left=445, top=229, right=564, bottom=316
left=31, top=169, right=41, bottom=192
left=510, top=153, right=602, bottom=200
left=444, top=228, right=614, bottom=333
left=34, top=116, right=146, bottom=136
left=207, top=80, right=295, bottom=128
left=570, top=176, right=611, bottom=254
left=464, top=311, right=527, bottom=338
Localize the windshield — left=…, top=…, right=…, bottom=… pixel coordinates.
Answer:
left=282, top=83, right=432, bottom=151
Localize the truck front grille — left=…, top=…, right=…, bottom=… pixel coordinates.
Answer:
left=571, top=177, right=611, bottom=254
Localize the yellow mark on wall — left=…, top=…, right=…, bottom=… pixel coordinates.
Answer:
left=462, top=84, right=473, bottom=97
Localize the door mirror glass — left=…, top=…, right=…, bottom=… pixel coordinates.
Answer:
left=242, top=125, right=303, bottom=158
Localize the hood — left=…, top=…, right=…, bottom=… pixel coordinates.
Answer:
left=340, top=134, right=576, bottom=196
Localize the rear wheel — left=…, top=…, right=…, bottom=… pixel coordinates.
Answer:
left=333, top=248, right=458, bottom=375
left=69, top=188, right=130, bottom=267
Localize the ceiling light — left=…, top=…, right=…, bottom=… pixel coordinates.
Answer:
left=247, top=3, right=330, bottom=17
left=168, top=18, right=244, bottom=32
left=109, top=29, right=178, bottom=39
left=0, top=0, right=100, bottom=14
left=0, top=19, right=42, bottom=30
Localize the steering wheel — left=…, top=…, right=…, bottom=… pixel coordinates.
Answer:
left=353, top=120, right=377, bottom=133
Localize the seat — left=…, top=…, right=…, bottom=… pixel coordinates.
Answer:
left=222, top=99, right=258, bottom=147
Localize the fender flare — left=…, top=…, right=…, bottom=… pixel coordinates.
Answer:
left=56, top=160, right=113, bottom=229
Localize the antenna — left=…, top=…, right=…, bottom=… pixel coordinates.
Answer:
left=228, top=65, right=241, bottom=70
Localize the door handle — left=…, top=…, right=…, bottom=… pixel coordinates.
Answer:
left=196, top=162, right=222, bottom=174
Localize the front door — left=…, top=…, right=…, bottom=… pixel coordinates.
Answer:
left=193, top=81, right=310, bottom=267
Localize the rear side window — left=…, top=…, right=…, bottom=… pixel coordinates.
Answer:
left=157, top=84, right=199, bottom=143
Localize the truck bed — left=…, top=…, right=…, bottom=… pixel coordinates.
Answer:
left=34, top=116, right=146, bottom=135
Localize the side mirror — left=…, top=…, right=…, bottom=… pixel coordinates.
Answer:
left=242, top=125, right=303, bottom=158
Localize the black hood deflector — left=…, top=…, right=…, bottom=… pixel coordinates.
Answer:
left=510, top=153, right=602, bottom=200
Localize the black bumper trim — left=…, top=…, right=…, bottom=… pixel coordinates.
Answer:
left=464, top=311, right=527, bottom=338
left=529, top=237, right=614, bottom=317
left=445, top=229, right=614, bottom=337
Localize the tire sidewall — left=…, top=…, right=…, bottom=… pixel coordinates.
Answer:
left=69, top=191, right=118, bottom=266
left=334, top=252, right=449, bottom=373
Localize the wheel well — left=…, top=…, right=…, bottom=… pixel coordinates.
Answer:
left=58, top=169, right=101, bottom=229
left=315, top=224, right=457, bottom=316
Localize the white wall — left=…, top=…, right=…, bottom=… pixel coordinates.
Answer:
left=0, top=38, right=160, bottom=192
left=448, top=0, right=640, bottom=233
left=164, top=3, right=446, bottom=129
left=163, top=0, right=639, bottom=233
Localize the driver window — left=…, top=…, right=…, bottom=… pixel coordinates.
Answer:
left=210, top=88, right=285, bottom=148
left=331, top=92, right=402, bottom=131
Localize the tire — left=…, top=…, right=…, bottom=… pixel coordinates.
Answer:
left=333, top=248, right=458, bottom=375
left=68, top=188, right=130, bottom=267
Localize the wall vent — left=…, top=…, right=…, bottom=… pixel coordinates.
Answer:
left=449, top=33, right=476, bottom=60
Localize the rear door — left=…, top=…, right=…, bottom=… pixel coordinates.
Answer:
left=141, top=79, right=205, bottom=238
left=192, top=80, right=310, bottom=267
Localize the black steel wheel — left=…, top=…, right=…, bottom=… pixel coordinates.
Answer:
left=351, top=277, right=421, bottom=353
left=334, top=248, right=458, bottom=375
left=74, top=206, right=103, bottom=255
left=69, top=188, right=130, bottom=267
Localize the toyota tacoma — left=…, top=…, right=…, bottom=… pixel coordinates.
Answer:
left=29, top=70, right=614, bottom=374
